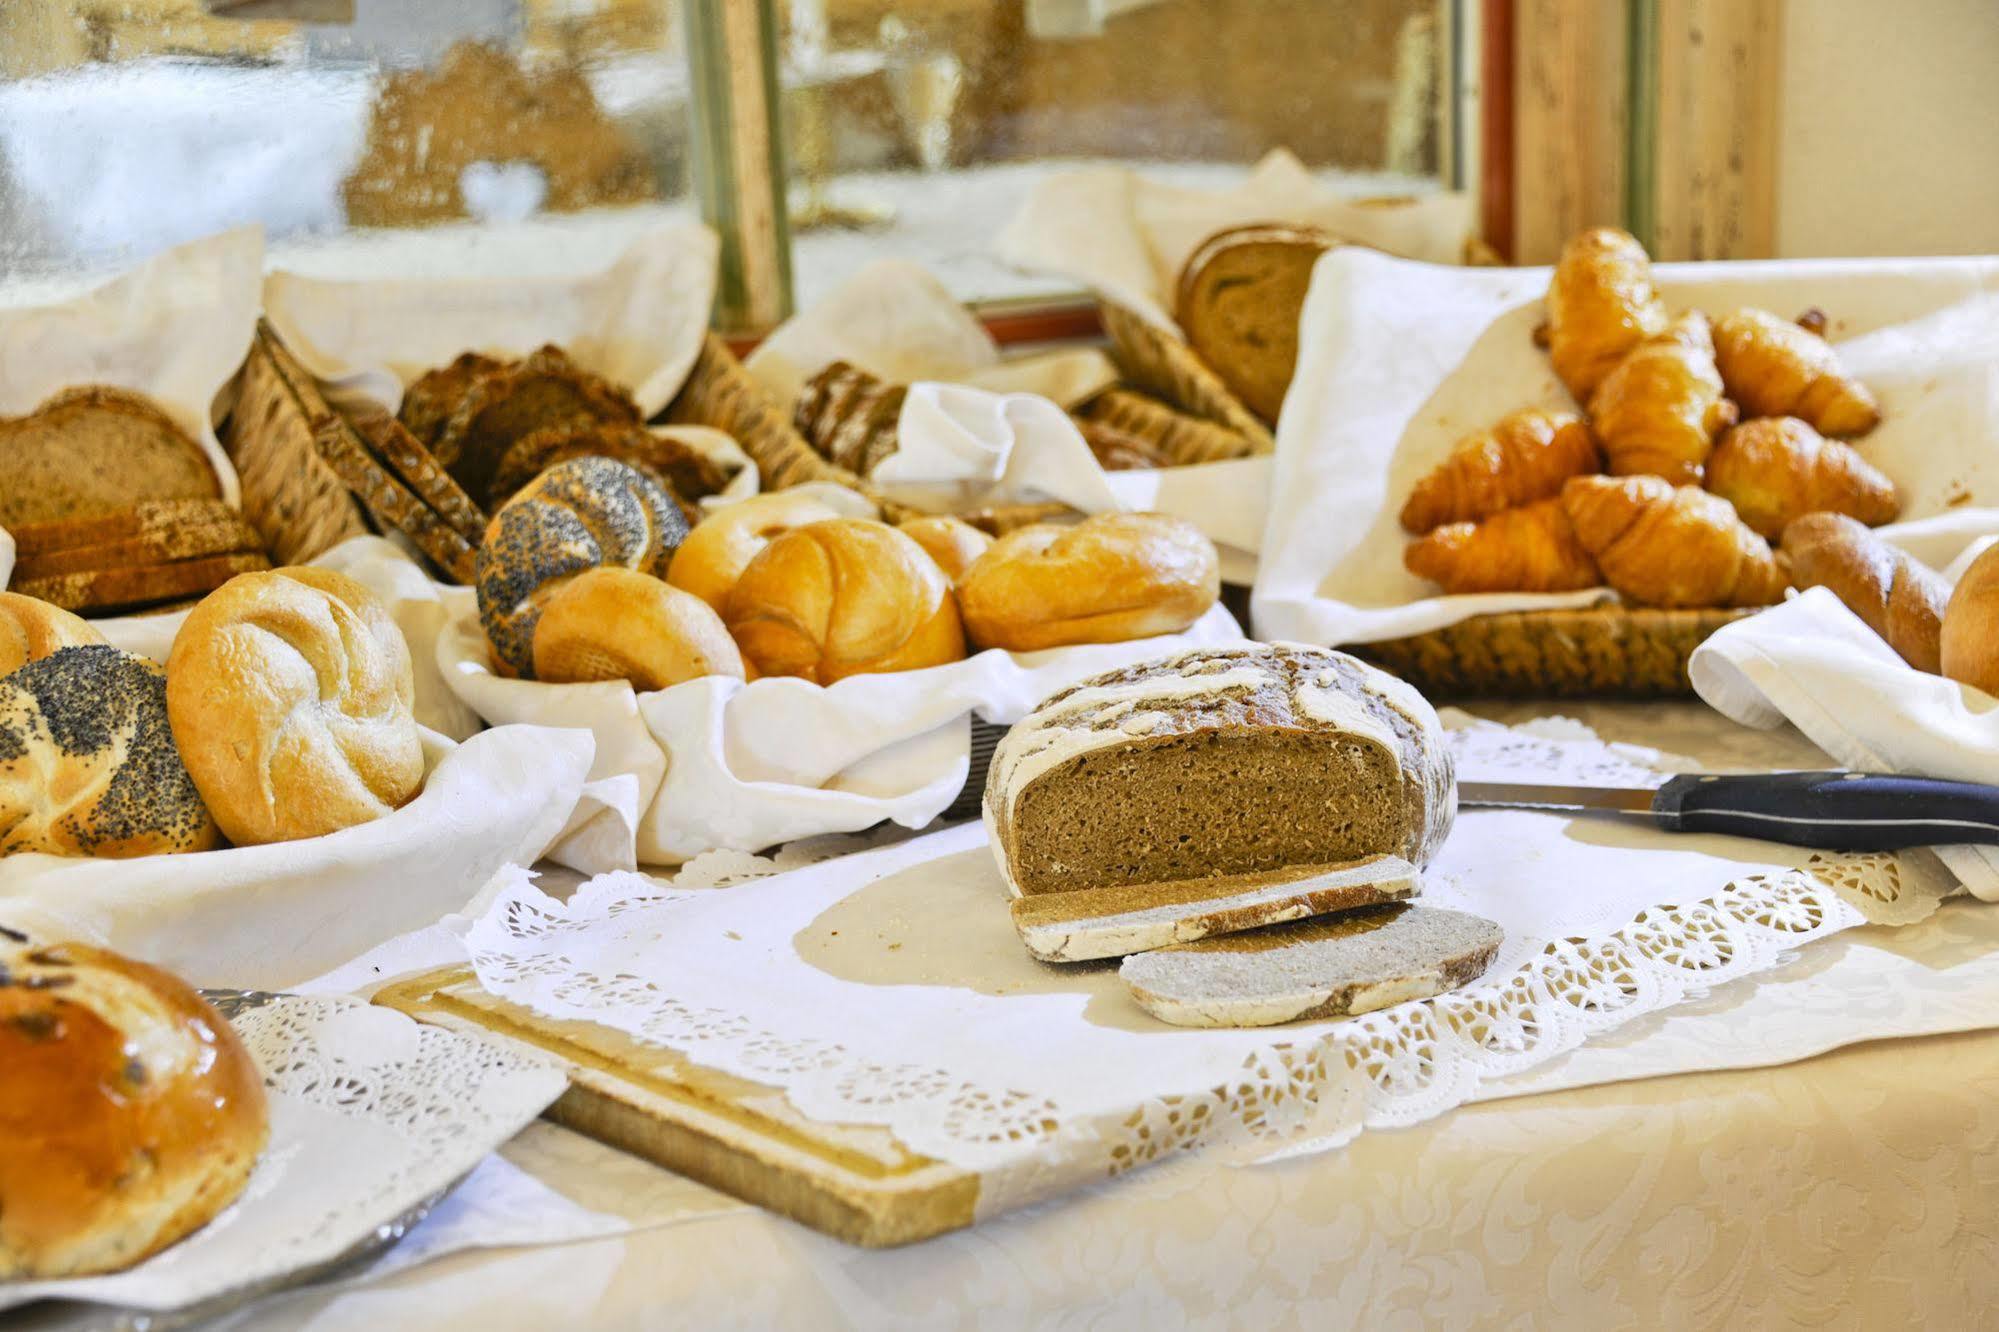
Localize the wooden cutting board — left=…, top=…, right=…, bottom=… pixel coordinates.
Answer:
left=373, top=967, right=980, bottom=1247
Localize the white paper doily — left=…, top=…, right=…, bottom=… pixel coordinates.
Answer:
left=460, top=716, right=1953, bottom=1220
left=1, top=995, right=565, bottom=1315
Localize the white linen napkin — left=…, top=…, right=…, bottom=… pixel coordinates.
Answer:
left=0, top=226, right=263, bottom=504
left=1253, top=249, right=1999, bottom=648
left=875, top=383, right=1126, bottom=516
left=996, top=149, right=1473, bottom=333
left=1690, top=587, right=1999, bottom=901
left=261, top=222, right=718, bottom=418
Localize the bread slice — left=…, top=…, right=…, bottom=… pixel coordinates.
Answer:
left=0, top=387, right=221, bottom=527
left=11, top=516, right=263, bottom=580
left=398, top=351, right=506, bottom=448
left=436, top=345, right=643, bottom=503
left=310, top=413, right=477, bottom=583
left=7, top=499, right=240, bottom=557
left=793, top=361, right=905, bottom=477
left=1176, top=224, right=1340, bottom=425
left=1010, top=854, right=1417, bottom=963
left=345, top=404, right=489, bottom=544
left=487, top=421, right=734, bottom=513
left=12, top=552, right=271, bottom=615
left=1119, top=904, right=1502, bottom=1028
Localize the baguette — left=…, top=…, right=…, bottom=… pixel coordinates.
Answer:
left=1782, top=511, right=1948, bottom=671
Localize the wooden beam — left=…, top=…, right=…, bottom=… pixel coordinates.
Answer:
left=1478, top=0, right=1515, bottom=260
left=1511, top=0, right=1630, bottom=264
left=685, top=0, right=794, bottom=334
left=1648, top=0, right=1781, bottom=259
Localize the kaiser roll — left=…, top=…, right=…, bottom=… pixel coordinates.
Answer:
left=725, top=518, right=966, bottom=683
left=958, top=512, right=1220, bottom=651
left=0, top=645, right=220, bottom=858
left=896, top=515, right=993, bottom=582
left=0, top=592, right=105, bottom=677
left=0, top=936, right=267, bottom=1278
left=1942, top=543, right=1999, bottom=697
left=167, top=567, right=423, bottom=846
left=476, top=456, right=689, bottom=677
left=533, top=566, right=745, bottom=690
left=666, top=490, right=853, bottom=613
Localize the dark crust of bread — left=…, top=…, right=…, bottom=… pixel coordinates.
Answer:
left=486, top=421, right=733, bottom=512
left=1175, top=223, right=1341, bottom=426
left=398, top=351, right=506, bottom=451
left=793, top=361, right=906, bottom=477
left=6, top=500, right=241, bottom=557
left=310, top=413, right=478, bottom=583
left=11, top=553, right=271, bottom=615
left=0, top=387, right=222, bottom=527
left=344, top=404, right=490, bottom=544
left=11, top=518, right=263, bottom=580
left=436, top=345, right=643, bottom=505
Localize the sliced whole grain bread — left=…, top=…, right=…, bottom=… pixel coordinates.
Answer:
left=311, top=413, right=478, bottom=584
left=436, top=345, right=643, bottom=503
left=1119, top=903, right=1502, bottom=1028
left=1011, top=854, right=1418, bottom=963
left=12, top=551, right=272, bottom=615
left=7, top=498, right=241, bottom=556
left=345, top=403, right=490, bottom=544
left=486, top=420, right=733, bottom=512
left=398, top=351, right=506, bottom=449
left=11, top=515, right=263, bottom=580
left=0, top=386, right=222, bottom=526
left=1176, top=223, right=1341, bottom=426
left=793, top=361, right=905, bottom=477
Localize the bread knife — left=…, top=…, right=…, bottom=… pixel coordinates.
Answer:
left=1457, top=771, right=1999, bottom=851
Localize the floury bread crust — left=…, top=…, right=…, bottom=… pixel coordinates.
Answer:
left=984, top=643, right=1455, bottom=900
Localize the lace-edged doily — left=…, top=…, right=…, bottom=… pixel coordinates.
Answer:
left=462, top=714, right=1955, bottom=1220
left=2, top=996, right=566, bottom=1315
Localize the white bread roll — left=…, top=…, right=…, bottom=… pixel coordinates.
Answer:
left=725, top=518, right=966, bottom=684
left=533, top=566, right=745, bottom=691
left=475, top=456, right=689, bottom=677
left=0, top=936, right=267, bottom=1278
left=167, top=567, right=423, bottom=846
left=1942, top=543, right=1999, bottom=696
left=896, top=516, right=992, bottom=583
left=958, top=512, right=1220, bottom=652
left=0, top=592, right=105, bottom=677
left=667, top=490, right=852, bottom=613
left=0, top=645, right=220, bottom=858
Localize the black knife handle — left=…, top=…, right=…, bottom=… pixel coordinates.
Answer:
left=1651, top=771, right=1999, bottom=850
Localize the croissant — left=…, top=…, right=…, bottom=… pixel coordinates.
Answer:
left=1589, top=313, right=1738, bottom=486
left=1562, top=474, right=1789, bottom=608
left=1403, top=499, right=1601, bottom=595
left=1398, top=409, right=1603, bottom=534
left=1713, top=308, right=1880, bottom=437
left=1705, top=417, right=1900, bottom=540
left=1545, top=228, right=1670, bottom=403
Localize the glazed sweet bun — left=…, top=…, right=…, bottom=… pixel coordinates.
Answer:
left=0, top=935, right=268, bottom=1279
left=167, top=567, right=423, bottom=847
left=476, top=456, right=690, bottom=677
left=958, top=512, right=1220, bottom=652
left=667, top=490, right=853, bottom=614
left=0, top=593, right=105, bottom=677
left=896, top=516, right=993, bottom=583
left=533, top=566, right=745, bottom=691
left=725, top=518, right=966, bottom=684
left=0, top=645, right=220, bottom=858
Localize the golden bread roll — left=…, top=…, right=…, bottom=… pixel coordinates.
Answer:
left=0, top=645, right=220, bottom=857
left=897, top=516, right=993, bottom=582
left=533, top=567, right=745, bottom=691
left=1941, top=543, right=1999, bottom=695
left=958, top=512, right=1221, bottom=652
left=1783, top=512, right=1947, bottom=672
left=167, top=568, right=423, bottom=846
left=726, top=519, right=966, bottom=684
left=475, top=456, right=690, bottom=677
left=0, top=592, right=105, bottom=677
left=667, top=491, right=853, bottom=614
left=0, top=938, right=267, bottom=1279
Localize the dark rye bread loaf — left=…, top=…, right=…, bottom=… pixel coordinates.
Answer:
left=1176, top=224, right=1340, bottom=426
left=984, top=643, right=1454, bottom=899
left=0, top=388, right=222, bottom=527
left=1119, top=903, right=1501, bottom=1028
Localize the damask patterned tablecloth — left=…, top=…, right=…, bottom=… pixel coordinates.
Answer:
left=174, top=702, right=1999, bottom=1331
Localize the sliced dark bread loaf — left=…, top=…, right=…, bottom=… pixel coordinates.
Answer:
left=1176, top=224, right=1340, bottom=426
left=12, top=552, right=271, bottom=615
left=0, top=387, right=221, bottom=526
left=1120, top=903, right=1501, bottom=1027
left=8, top=499, right=240, bottom=556
left=11, top=515, right=263, bottom=580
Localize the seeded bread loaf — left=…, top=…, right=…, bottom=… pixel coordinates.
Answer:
left=985, top=643, right=1454, bottom=899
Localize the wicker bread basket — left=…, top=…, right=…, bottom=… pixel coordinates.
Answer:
left=1097, top=301, right=1274, bottom=456
left=224, top=321, right=371, bottom=564
left=1353, top=605, right=1755, bottom=698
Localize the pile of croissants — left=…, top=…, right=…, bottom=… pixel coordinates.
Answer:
left=1401, top=227, right=1894, bottom=610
